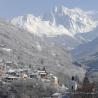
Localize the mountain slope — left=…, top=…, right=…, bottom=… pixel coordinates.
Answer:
left=75, top=26, right=98, bottom=42
left=0, top=19, right=85, bottom=81
left=72, top=37, right=98, bottom=69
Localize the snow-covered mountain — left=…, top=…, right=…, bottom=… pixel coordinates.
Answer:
left=11, top=14, right=73, bottom=37
left=11, top=6, right=98, bottom=48
left=43, top=6, right=97, bottom=35
left=11, top=6, right=97, bottom=36
left=0, top=19, right=85, bottom=81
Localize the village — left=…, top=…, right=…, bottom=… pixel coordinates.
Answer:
left=0, top=59, right=67, bottom=98
left=0, top=59, right=98, bottom=98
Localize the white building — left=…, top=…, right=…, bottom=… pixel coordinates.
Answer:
left=68, top=77, right=78, bottom=92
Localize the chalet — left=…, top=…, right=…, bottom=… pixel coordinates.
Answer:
left=29, top=72, right=39, bottom=79
left=38, top=70, right=48, bottom=79
left=2, top=75, right=20, bottom=82
left=5, top=61, right=13, bottom=66
left=5, top=61, right=18, bottom=69
left=6, top=69, right=18, bottom=76
left=21, top=73, right=28, bottom=80
left=51, top=76, right=59, bottom=89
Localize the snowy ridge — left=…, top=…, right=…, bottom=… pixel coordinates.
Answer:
left=44, top=5, right=97, bottom=35
left=11, top=14, right=73, bottom=37
left=11, top=6, right=97, bottom=38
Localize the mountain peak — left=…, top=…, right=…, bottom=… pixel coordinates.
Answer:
left=54, top=5, right=65, bottom=13
left=53, top=5, right=86, bottom=15
left=47, top=6, right=97, bottom=34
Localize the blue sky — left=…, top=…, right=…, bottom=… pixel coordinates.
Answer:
left=0, top=0, right=98, bottom=19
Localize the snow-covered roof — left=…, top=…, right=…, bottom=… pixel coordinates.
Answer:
left=38, top=71, right=46, bottom=73
left=39, top=73, right=47, bottom=75
left=52, top=93, right=61, bottom=96
left=2, top=48, right=12, bottom=52
left=7, top=69, right=16, bottom=73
